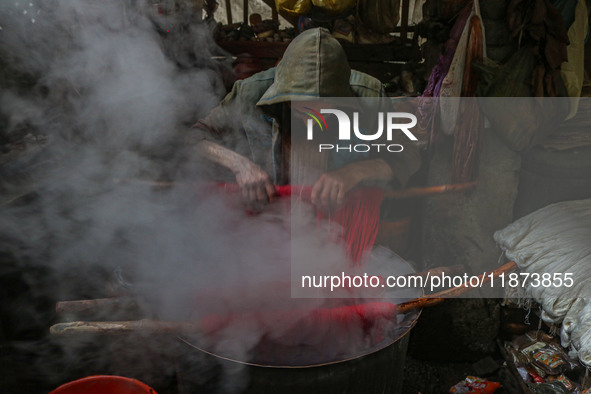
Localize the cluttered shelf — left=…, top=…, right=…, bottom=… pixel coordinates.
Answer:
left=217, top=39, right=415, bottom=62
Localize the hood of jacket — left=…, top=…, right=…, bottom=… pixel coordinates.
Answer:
left=256, top=28, right=354, bottom=106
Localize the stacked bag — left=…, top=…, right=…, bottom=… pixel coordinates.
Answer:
left=494, top=199, right=591, bottom=366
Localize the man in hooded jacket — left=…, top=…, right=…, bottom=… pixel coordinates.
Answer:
left=188, top=28, right=421, bottom=210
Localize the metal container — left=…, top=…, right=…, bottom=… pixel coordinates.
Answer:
left=174, top=252, right=422, bottom=393
left=175, top=308, right=419, bottom=393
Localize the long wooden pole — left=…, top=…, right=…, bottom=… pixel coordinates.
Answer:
left=50, top=262, right=517, bottom=335
left=56, top=297, right=136, bottom=314
left=112, top=178, right=477, bottom=200
left=50, top=319, right=202, bottom=336
left=397, top=261, right=517, bottom=313
left=382, top=182, right=476, bottom=199
left=53, top=264, right=467, bottom=315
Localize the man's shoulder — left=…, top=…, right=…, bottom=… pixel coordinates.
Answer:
left=223, top=68, right=277, bottom=106
left=350, top=70, right=385, bottom=97
left=222, top=67, right=383, bottom=104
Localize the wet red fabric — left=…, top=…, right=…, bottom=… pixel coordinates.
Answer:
left=199, top=300, right=398, bottom=347
left=199, top=185, right=393, bottom=341
left=217, top=184, right=384, bottom=266
left=314, top=187, right=384, bottom=266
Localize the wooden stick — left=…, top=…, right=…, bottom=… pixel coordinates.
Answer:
left=50, top=263, right=516, bottom=336
left=225, top=0, right=232, bottom=24
left=397, top=261, right=517, bottom=314
left=408, top=264, right=465, bottom=279
left=271, top=1, right=278, bottom=22
left=50, top=319, right=202, bottom=336
left=112, top=178, right=477, bottom=200
left=53, top=266, right=465, bottom=312
left=382, top=182, right=476, bottom=199
left=56, top=297, right=134, bottom=314
left=400, top=0, right=410, bottom=44
left=53, top=265, right=464, bottom=315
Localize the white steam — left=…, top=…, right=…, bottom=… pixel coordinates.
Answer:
left=0, top=1, right=415, bottom=391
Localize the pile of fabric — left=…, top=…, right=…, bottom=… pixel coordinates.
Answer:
left=420, top=0, right=589, bottom=174
left=494, top=198, right=591, bottom=367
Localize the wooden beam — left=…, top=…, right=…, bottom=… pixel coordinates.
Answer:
left=243, top=0, right=248, bottom=23
left=272, top=2, right=278, bottom=22
left=400, top=0, right=410, bottom=44
left=225, top=0, right=232, bottom=24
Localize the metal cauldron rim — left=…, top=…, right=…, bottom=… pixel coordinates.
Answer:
left=176, top=306, right=421, bottom=369
left=176, top=249, right=423, bottom=369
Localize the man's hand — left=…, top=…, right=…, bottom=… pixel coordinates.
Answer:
left=235, top=159, right=277, bottom=209
left=311, top=159, right=393, bottom=211
left=195, top=140, right=276, bottom=209
left=311, top=166, right=362, bottom=211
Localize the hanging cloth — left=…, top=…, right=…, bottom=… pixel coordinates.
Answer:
left=560, top=0, right=588, bottom=119
left=439, top=0, right=487, bottom=136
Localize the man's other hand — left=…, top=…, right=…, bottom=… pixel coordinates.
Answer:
left=311, top=159, right=393, bottom=211
left=235, top=159, right=277, bottom=209
left=311, top=166, right=361, bottom=211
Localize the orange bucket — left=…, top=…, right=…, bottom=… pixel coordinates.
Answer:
left=49, top=375, right=156, bottom=394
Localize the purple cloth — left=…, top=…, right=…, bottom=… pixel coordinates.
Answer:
left=423, top=5, right=473, bottom=98
left=419, top=4, right=473, bottom=143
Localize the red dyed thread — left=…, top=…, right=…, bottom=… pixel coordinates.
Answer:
left=216, top=183, right=384, bottom=267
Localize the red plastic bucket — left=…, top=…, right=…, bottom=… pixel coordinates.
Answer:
left=49, top=375, right=156, bottom=394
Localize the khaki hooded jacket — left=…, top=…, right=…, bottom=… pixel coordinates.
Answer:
left=189, top=28, right=420, bottom=187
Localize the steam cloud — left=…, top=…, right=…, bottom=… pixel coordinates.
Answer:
left=0, top=2, right=414, bottom=392
left=0, top=0, right=227, bottom=284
